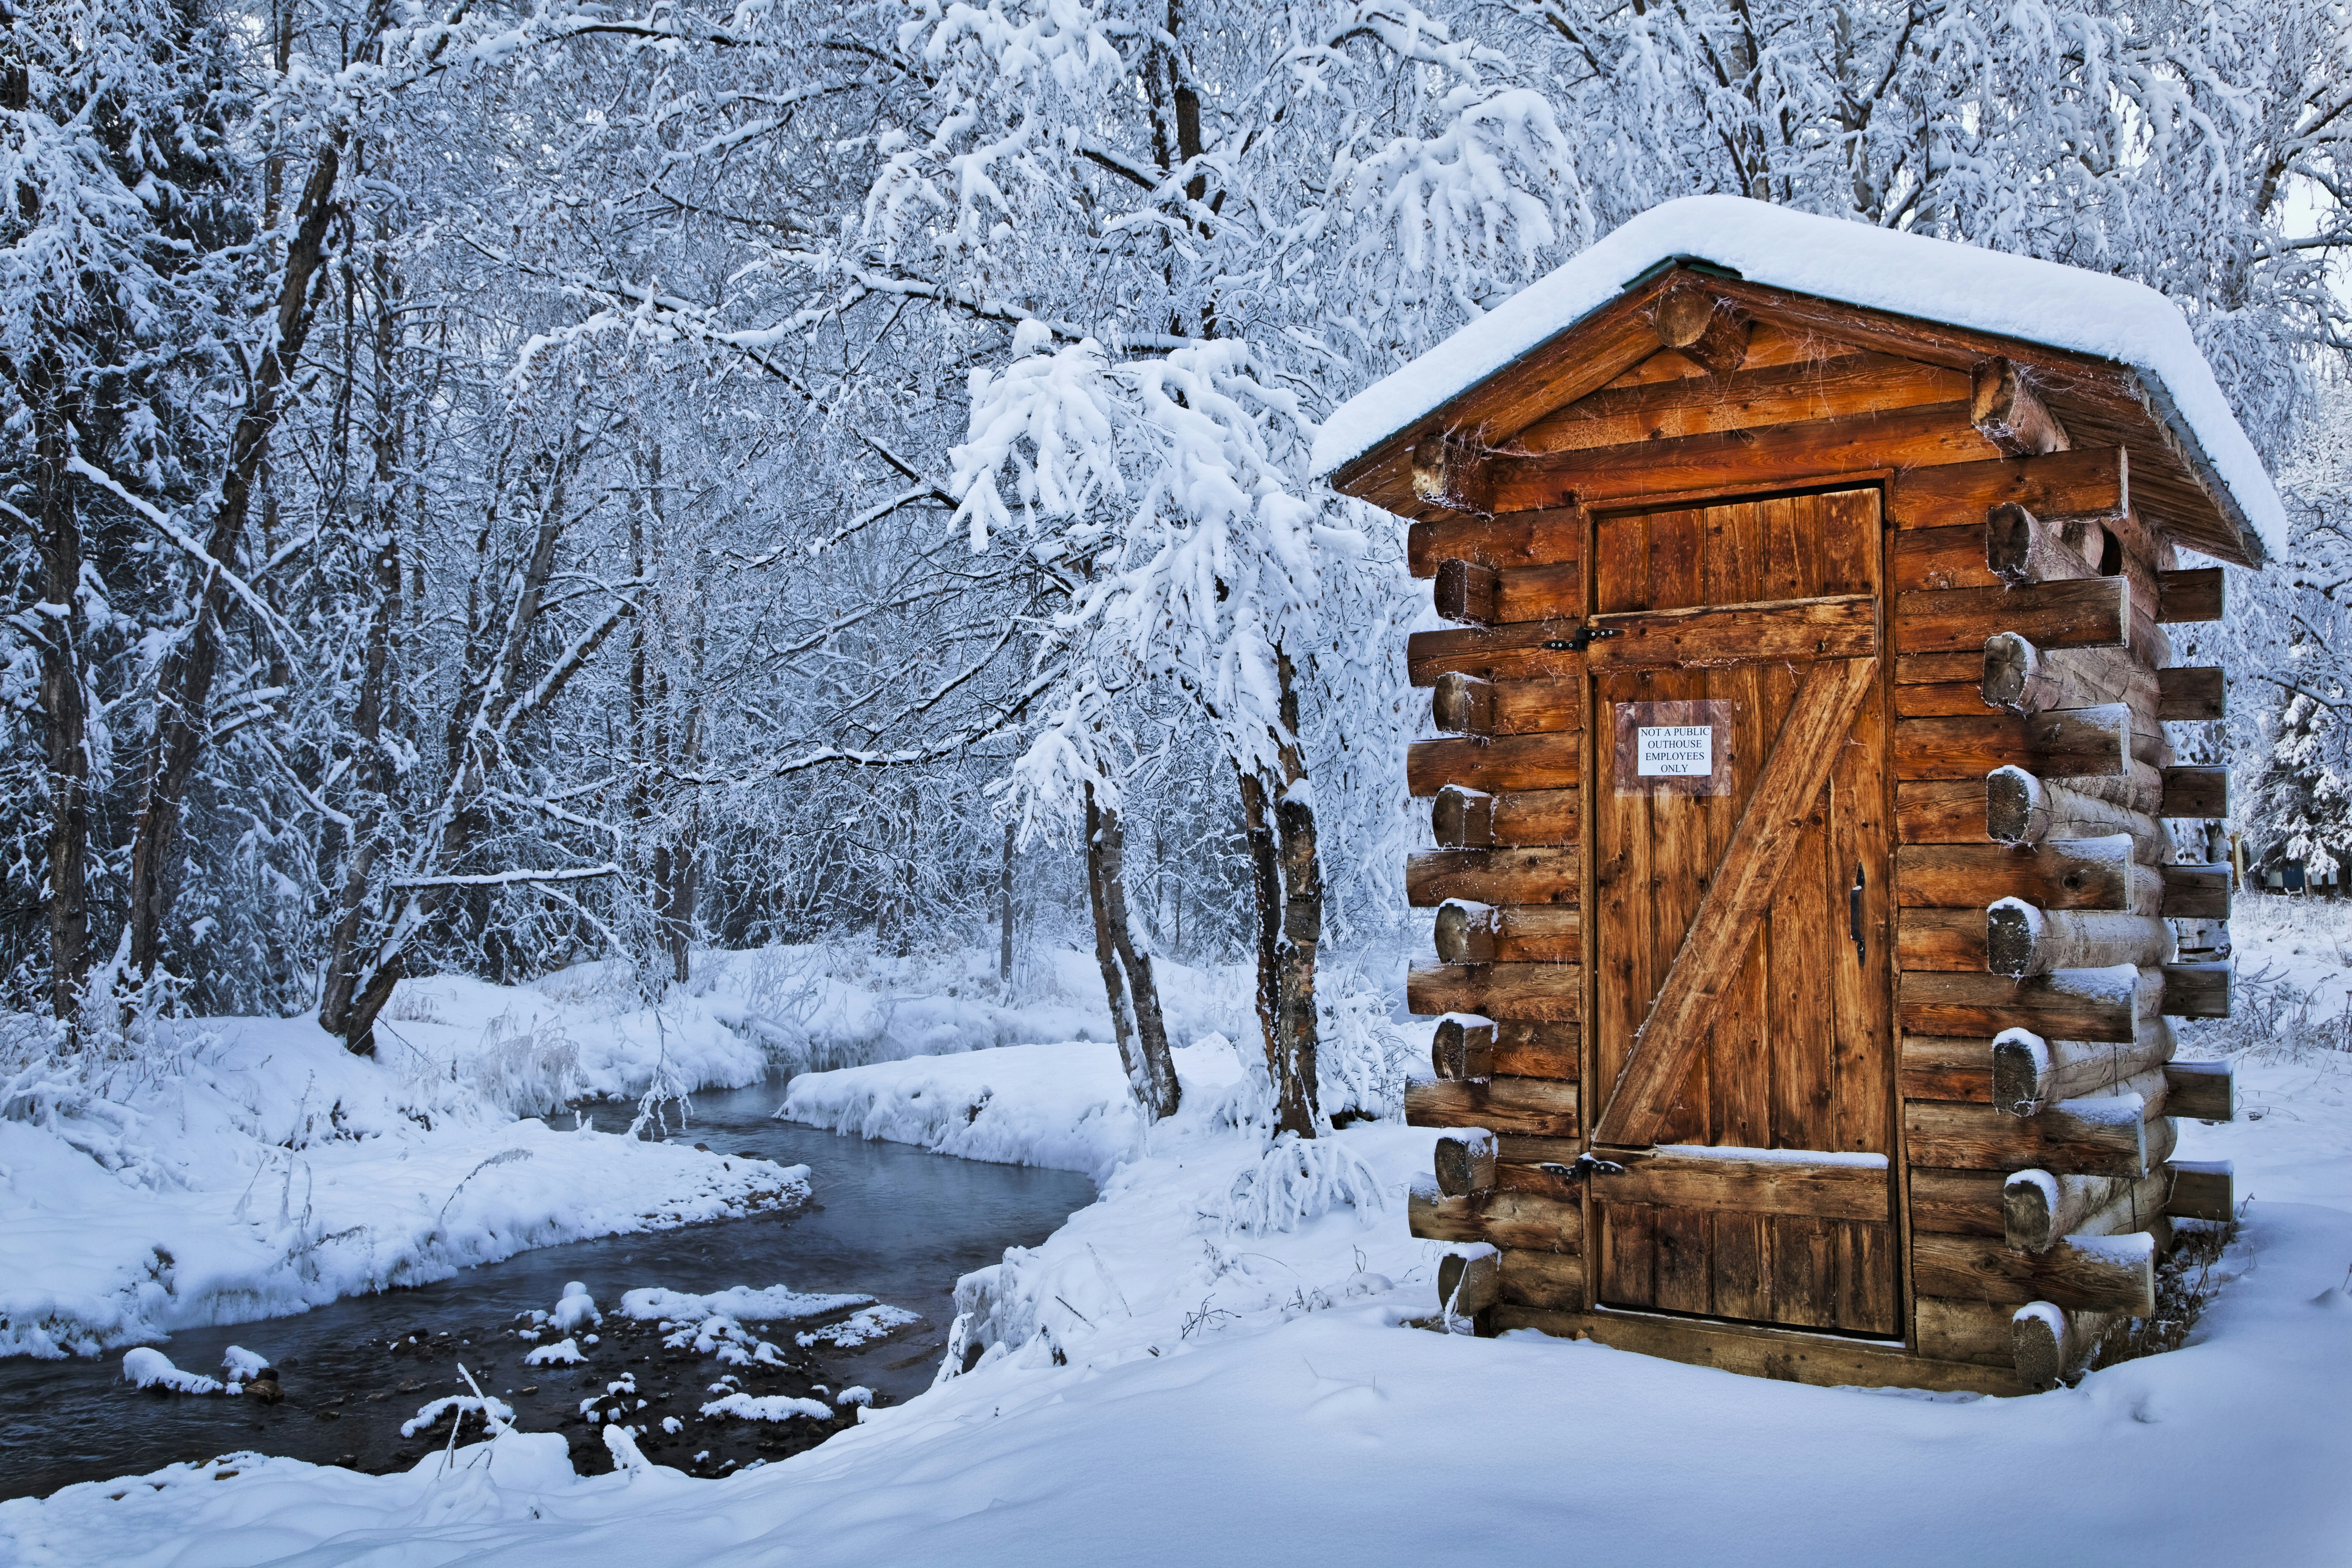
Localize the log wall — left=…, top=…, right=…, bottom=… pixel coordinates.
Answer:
left=1389, top=291, right=2239, bottom=1393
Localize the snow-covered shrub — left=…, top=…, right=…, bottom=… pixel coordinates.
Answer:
left=1315, top=959, right=1417, bottom=1125
left=1223, top=1134, right=1389, bottom=1236
left=470, top=1016, right=583, bottom=1118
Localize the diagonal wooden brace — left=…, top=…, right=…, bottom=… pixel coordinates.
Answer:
left=1592, top=655, right=1881, bottom=1148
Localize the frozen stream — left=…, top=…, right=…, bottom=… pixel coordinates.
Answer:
left=0, top=1075, right=1094, bottom=1501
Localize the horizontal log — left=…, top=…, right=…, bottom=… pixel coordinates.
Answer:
left=2160, top=962, right=2230, bottom=1019
left=1896, top=842, right=2158, bottom=913
left=2011, top=1301, right=2117, bottom=1389
left=2165, top=1060, right=2235, bottom=1121
left=1904, top=1097, right=2164, bottom=1178
left=1407, top=847, right=1580, bottom=906
left=1897, top=779, right=1989, bottom=844
left=1406, top=594, right=1874, bottom=683
left=1432, top=674, right=1581, bottom=737
left=1911, top=1230, right=2155, bottom=1314
left=1434, top=1130, right=1498, bottom=1197
left=1989, top=1020, right=2176, bottom=1110
left=1898, top=908, right=1986, bottom=971
left=1985, top=502, right=2094, bottom=589
left=1909, top=1168, right=2004, bottom=1236
left=1459, top=401, right=1995, bottom=513
left=1986, top=905, right=2173, bottom=976
left=2160, top=864, right=2231, bottom=919
left=1519, top=350, right=1966, bottom=456
left=1408, top=963, right=1584, bottom=1023
left=1437, top=1247, right=1500, bottom=1317
left=1972, top=360, right=2070, bottom=458
left=1435, top=901, right=1581, bottom=964
left=1495, top=1300, right=2028, bottom=1395
left=1498, top=1247, right=1587, bottom=1310
left=1404, top=1074, right=1581, bottom=1135
left=1407, top=506, right=1585, bottom=577
left=1900, top=1037, right=1992, bottom=1103
left=1980, top=634, right=2152, bottom=719
left=1409, top=1180, right=1585, bottom=1251
left=2159, top=766, right=2229, bottom=819
left=1490, top=1021, right=1579, bottom=1080
left=2003, top=1168, right=2169, bottom=1253
left=1585, top=1148, right=1890, bottom=1222
left=1893, top=705, right=2128, bottom=781
left=1434, top=558, right=1584, bottom=625
left=1985, top=767, right=2166, bottom=856
left=2156, top=567, right=2224, bottom=623
left=1407, top=734, right=1581, bottom=796
left=1891, top=523, right=1994, bottom=594
left=1432, top=785, right=1580, bottom=847
left=1916, top=1294, right=2015, bottom=1367
left=1902, top=967, right=2161, bottom=1043
left=2156, top=666, right=2226, bottom=722
left=1896, top=577, right=2128, bottom=656
left=1888, top=446, right=2128, bottom=531
left=2165, top=1160, right=2234, bottom=1223
left=1431, top=1015, right=1494, bottom=1080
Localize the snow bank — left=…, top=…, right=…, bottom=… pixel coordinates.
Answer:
left=0, top=940, right=1223, bottom=1362
left=0, top=1003, right=810, bottom=1359
left=692, top=944, right=1249, bottom=1077
left=617, top=1285, right=871, bottom=1324
left=1312, top=194, right=2286, bottom=561
left=777, top=1037, right=1253, bottom=1181
left=8, top=1089, right=2351, bottom=1562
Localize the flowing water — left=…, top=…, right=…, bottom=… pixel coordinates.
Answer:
left=0, top=1077, right=1093, bottom=1501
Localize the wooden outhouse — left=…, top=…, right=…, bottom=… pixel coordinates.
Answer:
left=1316, top=197, right=2273, bottom=1394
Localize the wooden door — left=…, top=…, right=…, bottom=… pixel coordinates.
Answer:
left=1587, top=487, right=1898, bottom=1336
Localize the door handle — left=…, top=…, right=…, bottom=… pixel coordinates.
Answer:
left=1848, top=864, right=1866, bottom=965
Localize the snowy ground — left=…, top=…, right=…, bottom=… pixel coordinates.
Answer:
left=0, top=943, right=1201, bottom=1359
left=5, top=910, right=2350, bottom=1561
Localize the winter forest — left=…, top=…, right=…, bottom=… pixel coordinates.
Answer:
left=8, top=0, right=2347, bottom=1073
left=7, top=0, right=2352, bottom=1554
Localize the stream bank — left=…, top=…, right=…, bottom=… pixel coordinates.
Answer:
left=0, top=1075, right=1093, bottom=1500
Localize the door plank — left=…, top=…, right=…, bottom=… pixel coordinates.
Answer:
left=1406, top=594, right=1877, bottom=684
left=1593, top=654, right=1883, bottom=1147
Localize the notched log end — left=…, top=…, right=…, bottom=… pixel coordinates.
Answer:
left=1412, top=431, right=1497, bottom=516
left=1648, top=277, right=1752, bottom=376
left=1971, top=357, right=2070, bottom=457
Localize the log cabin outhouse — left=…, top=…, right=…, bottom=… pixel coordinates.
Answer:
left=1314, top=196, right=2280, bottom=1394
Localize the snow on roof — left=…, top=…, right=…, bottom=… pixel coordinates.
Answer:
left=1312, top=195, right=2286, bottom=560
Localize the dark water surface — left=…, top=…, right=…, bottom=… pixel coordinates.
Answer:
left=0, top=1077, right=1092, bottom=1501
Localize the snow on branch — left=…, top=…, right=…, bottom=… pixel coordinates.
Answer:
left=387, top=865, right=622, bottom=890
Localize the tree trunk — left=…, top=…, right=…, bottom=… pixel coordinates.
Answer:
left=1083, top=782, right=1179, bottom=1120
left=998, top=818, right=1016, bottom=982
left=30, top=356, right=91, bottom=1023
left=317, top=243, right=410, bottom=1052
left=322, top=436, right=627, bottom=1056
left=1236, top=647, right=1323, bottom=1138
left=124, top=142, right=343, bottom=982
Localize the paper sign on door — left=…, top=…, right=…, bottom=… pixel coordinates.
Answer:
left=1613, top=700, right=1735, bottom=796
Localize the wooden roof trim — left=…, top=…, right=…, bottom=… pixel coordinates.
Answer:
left=1323, top=274, right=1673, bottom=498
left=1697, top=276, right=2263, bottom=568
left=1329, top=266, right=2266, bottom=568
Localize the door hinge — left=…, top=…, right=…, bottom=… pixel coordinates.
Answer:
left=1541, top=623, right=1622, bottom=654
left=1539, top=1153, right=1627, bottom=1185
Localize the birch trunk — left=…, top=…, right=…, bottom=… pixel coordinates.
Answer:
left=1084, top=782, right=1180, bottom=1120
left=1238, top=648, right=1324, bottom=1138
